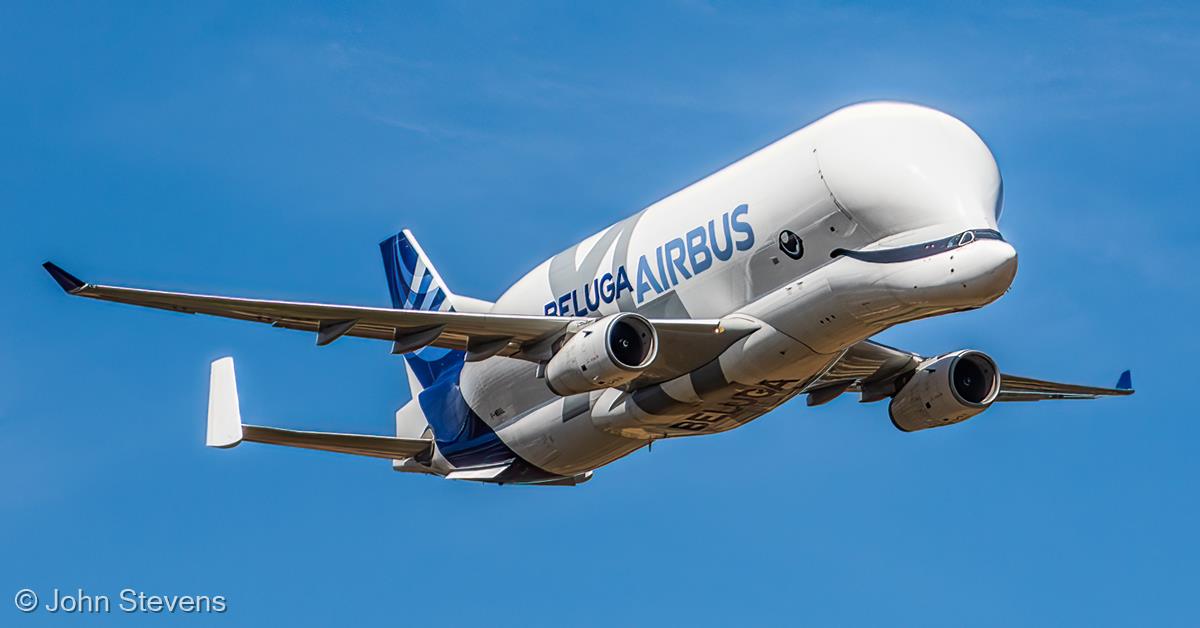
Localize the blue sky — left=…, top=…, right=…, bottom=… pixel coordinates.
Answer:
left=3, top=2, right=1197, bottom=625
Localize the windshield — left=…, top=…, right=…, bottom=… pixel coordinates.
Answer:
left=831, top=229, right=1005, bottom=263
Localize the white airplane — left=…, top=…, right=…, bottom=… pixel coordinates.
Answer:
left=45, top=102, right=1132, bottom=486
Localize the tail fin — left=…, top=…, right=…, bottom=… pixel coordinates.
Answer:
left=380, top=229, right=457, bottom=313
left=380, top=230, right=474, bottom=389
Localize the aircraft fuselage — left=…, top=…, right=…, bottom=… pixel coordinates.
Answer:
left=431, top=102, right=1017, bottom=480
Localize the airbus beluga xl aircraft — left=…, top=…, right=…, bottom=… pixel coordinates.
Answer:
left=44, top=102, right=1133, bottom=486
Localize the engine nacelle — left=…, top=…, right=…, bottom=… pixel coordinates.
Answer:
left=889, top=350, right=1000, bottom=432
left=545, top=313, right=658, bottom=396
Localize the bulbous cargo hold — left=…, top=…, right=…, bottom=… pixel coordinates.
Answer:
left=811, top=102, right=1005, bottom=245
left=889, top=350, right=1001, bottom=432
left=545, top=313, right=658, bottom=396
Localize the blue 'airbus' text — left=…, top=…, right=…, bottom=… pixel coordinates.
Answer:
left=544, top=204, right=754, bottom=316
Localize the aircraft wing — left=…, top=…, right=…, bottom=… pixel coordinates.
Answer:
left=42, top=262, right=743, bottom=373
left=806, top=339, right=1134, bottom=405
left=988, top=372, right=1135, bottom=402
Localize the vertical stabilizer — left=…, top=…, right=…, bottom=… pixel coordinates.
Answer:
left=380, top=229, right=457, bottom=313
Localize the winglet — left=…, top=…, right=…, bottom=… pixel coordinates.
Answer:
left=42, top=262, right=86, bottom=293
left=1116, top=370, right=1133, bottom=391
left=207, top=357, right=244, bottom=448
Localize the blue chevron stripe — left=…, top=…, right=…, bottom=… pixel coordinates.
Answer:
left=427, top=288, right=446, bottom=312
left=380, top=232, right=457, bottom=374
left=410, top=271, right=433, bottom=309
left=381, top=232, right=446, bottom=312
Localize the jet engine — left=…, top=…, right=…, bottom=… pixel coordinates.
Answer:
left=545, top=313, right=658, bottom=396
left=889, top=350, right=1000, bottom=432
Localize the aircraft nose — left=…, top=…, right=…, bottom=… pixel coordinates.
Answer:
left=890, top=237, right=1018, bottom=309
left=946, top=238, right=1017, bottom=304
left=995, top=240, right=1017, bottom=279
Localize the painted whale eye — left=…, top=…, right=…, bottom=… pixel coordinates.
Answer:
left=778, top=230, right=804, bottom=260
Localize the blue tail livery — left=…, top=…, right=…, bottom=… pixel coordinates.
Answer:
left=379, top=230, right=464, bottom=387
left=380, top=229, right=455, bottom=313
left=379, top=230, right=527, bottom=472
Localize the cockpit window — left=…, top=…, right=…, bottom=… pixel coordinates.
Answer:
left=831, top=229, right=1004, bottom=263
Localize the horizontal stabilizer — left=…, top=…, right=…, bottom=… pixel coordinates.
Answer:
left=205, top=357, right=431, bottom=459
left=241, top=425, right=431, bottom=459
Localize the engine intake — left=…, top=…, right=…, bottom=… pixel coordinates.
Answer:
left=889, top=350, right=1000, bottom=432
left=545, top=313, right=658, bottom=396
